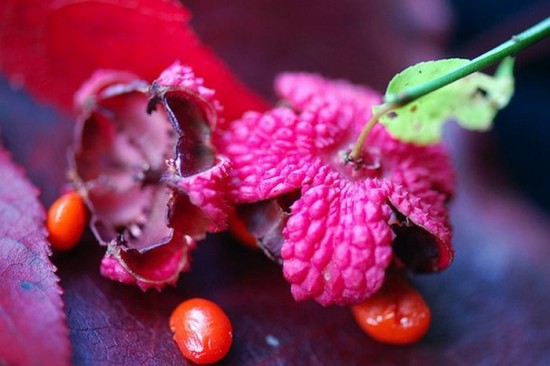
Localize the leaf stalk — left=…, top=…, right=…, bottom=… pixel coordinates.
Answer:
left=385, top=17, right=550, bottom=107
left=348, top=17, right=550, bottom=161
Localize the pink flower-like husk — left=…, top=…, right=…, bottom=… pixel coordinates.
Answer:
left=72, top=63, right=230, bottom=290
left=170, top=155, right=231, bottom=237
left=220, top=72, right=455, bottom=305
left=99, top=235, right=195, bottom=292
left=282, top=166, right=394, bottom=305
left=155, top=62, right=224, bottom=130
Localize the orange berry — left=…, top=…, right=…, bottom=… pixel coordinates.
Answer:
left=46, top=191, right=87, bottom=251
left=169, top=298, right=233, bottom=364
left=351, top=274, right=431, bottom=345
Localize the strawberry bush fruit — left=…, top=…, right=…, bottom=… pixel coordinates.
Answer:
left=69, top=63, right=231, bottom=290
left=219, top=41, right=521, bottom=307
left=219, top=73, right=455, bottom=306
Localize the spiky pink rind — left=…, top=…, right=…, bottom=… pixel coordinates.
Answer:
left=72, top=64, right=231, bottom=290
left=99, top=252, right=182, bottom=292
left=221, top=72, right=456, bottom=305
left=155, top=61, right=224, bottom=128
left=222, top=108, right=318, bottom=202
left=276, top=72, right=382, bottom=151
left=386, top=182, right=453, bottom=271
left=282, top=167, right=393, bottom=306
left=99, top=236, right=194, bottom=292
left=367, top=124, right=455, bottom=199
left=174, top=156, right=232, bottom=233
left=100, top=255, right=137, bottom=286
left=156, top=62, right=231, bottom=235
left=275, top=72, right=381, bottom=116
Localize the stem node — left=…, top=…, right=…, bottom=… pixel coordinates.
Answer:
left=348, top=103, right=396, bottom=161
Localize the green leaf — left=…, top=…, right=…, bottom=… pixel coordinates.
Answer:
left=377, top=58, right=515, bottom=144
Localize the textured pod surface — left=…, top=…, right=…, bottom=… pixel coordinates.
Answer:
left=220, top=72, right=455, bottom=305
left=71, top=64, right=231, bottom=290
left=282, top=169, right=394, bottom=305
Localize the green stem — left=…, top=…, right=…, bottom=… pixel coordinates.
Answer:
left=348, top=103, right=396, bottom=159
left=385, top=16, right=550, bottom=106
left=348, top=16, right=550, bottom=161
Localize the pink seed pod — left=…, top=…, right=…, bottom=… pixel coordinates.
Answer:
left=69, top=63, right=231, bottom=290
left=220, top=72, right=455, bottom=306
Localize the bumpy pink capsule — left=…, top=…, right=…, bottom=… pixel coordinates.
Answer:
left=70, top=63, right=231, bottom=290
left=219, top=72, right=455, bottom=306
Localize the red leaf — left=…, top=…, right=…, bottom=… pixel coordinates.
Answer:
left=0, top=145, right=71, bottom=366
left=0, top=0, right=268, bottom=121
